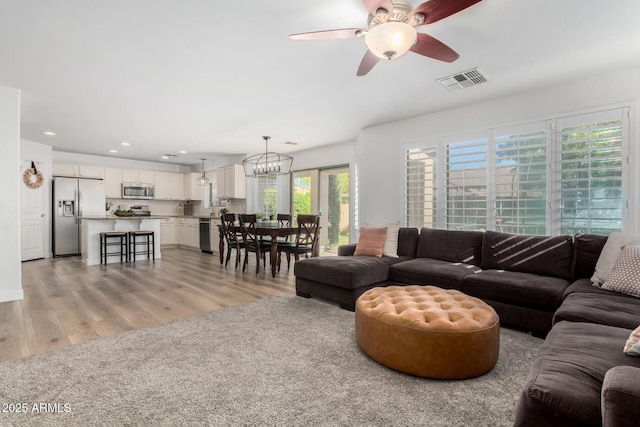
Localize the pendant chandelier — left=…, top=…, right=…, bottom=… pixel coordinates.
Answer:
left=197, top=158, right=210, bottom=186
left=242, top=136, right=293, bottom=177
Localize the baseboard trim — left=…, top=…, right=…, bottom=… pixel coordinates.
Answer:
left=0, top=289, right=24, bottom=302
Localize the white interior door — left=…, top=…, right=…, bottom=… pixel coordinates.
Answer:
left=21, top=162, right=47, bottom=261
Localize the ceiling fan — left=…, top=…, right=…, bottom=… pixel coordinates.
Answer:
left=290, top=0, right=483, bottom=76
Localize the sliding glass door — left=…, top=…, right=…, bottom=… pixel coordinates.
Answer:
left=292, top=166, right=350, bottom=256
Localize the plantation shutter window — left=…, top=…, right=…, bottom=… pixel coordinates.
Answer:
left=403, top=104, right=629, bottom=235
left=493, top=121, right=549, bottom=235
left=555, top=108, right=628, bottom=235
left=405, top=145, right=438, bottom=229
left=445, top=136, right=488, bottom=231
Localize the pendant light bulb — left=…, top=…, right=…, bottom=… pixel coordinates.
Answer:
left=198, top=159, right=210, bottom=186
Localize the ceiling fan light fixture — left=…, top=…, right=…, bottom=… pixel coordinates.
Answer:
left=365, top=21, right=417, bottom=60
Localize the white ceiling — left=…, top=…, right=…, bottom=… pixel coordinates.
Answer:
left=1, top=0, right=640, bottom=166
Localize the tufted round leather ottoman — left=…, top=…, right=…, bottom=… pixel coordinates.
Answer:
left=355, top=285, right=500, bottom=379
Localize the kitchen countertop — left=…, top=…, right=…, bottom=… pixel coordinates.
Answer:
left=171, top=215, right=221, bottom=219
left=80, top=214, right=223, bottom=220
left=79, top=215, right=170, bottom=220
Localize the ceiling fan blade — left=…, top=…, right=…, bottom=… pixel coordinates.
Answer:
left=289, top=28, right=364, bottom=41
left=356, top=50, right=380, bottom=76
left=363, top=0, right=394, bottom=15
left=410, top=33, right=459, bottom=63
left=411, top=0, right=483, bottom=25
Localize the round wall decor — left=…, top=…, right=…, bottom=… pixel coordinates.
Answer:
left=23, top=166, right=44, bottom=189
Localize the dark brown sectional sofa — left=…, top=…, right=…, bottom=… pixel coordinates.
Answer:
left=294, top=227, right=640, bottom=426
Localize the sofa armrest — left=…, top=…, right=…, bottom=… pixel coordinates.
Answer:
left=602, top=365, right=640, bottom=427
left=338, top=243, right=357, bottom=256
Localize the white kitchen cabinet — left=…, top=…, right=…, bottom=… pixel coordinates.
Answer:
left=79, top=165, right=104, bottom=179
left=53, top=163, right=104, bottom=178
left=183, top=172, right=204, bottom=201
left=187, top=218, right=199, bottom=248
left=176, top=218, right=187, bottom=246
left=176, top=217, right=199, bottom=249
left=121, top=169, right=138, bottom=183
left=155, top=172, right=184, bottom=200
left=104, top=167, right=122, bottom=198
left=140, top=170, right=155, bottom=184
left=52, top=163, right=79, bottom=176
left=216, top=164, right=246, bottom=199
left=160, top=217, right=176, bottom=246
left=122, top=169, right=155, bottom=184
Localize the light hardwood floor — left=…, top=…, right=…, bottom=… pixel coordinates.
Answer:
left=0, top=248, right=296, bottom=363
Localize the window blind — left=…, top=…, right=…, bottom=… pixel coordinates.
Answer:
left=445, top=137, right=488, bottom=231
left=403, top=105, right=629, bottom=236
left=494, top=122, right=548, bottom=235
left=405, top=146, right=438, bottom=229
left=556, top=108, right=627, bottom=235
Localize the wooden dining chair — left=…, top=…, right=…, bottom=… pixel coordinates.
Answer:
left=276, top=214, right=320, bottom=271
left=277, top=213, right=292, bottom=227
left=276, top=213, right=293, bottom=242
left=239, top=214, right=271, bottom=274
left=220, top=213, right=242, bottom=268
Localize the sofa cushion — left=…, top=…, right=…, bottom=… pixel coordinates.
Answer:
left=514, top=321, right=640, bottom=427
left=354, top=227, right=387, bottom=257
left=554, top=280, right=640, bottom=329
left=572, top=233, right=608, bottom=280
left=294, top=256, right=408, bottom=290
left=416, top=228, right=484, bottom=266
left=602, top=366, right=640, bottom=427
left=480, top=230, right=574, bottom=280
left=591, top=231, right=640, bottom=285
left=397, top=227, right=419, bottom=258
left=388, top=258, right=481, bottom=290
left=602, top=245, right=640, bottom=297
left=365, top=221, right=400, bottom=257
left=462, top=270, right=569, bottom=311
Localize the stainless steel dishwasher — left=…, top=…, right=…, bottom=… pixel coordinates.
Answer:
left=199, top=218, right=212, bottom=254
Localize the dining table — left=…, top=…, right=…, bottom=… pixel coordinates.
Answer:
left=217, top=222, right=319, bottom=277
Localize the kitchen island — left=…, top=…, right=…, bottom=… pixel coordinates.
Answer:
left=79, top=216, right=168, bottom=265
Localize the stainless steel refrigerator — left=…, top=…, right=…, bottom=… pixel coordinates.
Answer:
left=52, top=177, right=106, bottom=256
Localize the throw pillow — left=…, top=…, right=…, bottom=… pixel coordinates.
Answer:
left=623, top=324, right=640, bottom=356
left=365, top=221, right=400, bottom=258
left=591, top=232, right=640, bottom=286
left=602, top=245, right=640, bottom=298
left=354, top=227, right=387, bottom=257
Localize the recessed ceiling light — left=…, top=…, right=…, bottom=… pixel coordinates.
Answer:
left=109, top=149, right=118, bottom=153
left=43, top=131, right=56, bottom=136
left=179, top=150, right=187, bottom=154
left=121, top=142, right=130, bottom=146
left=281, top=141, right=299, bottom=146
left=161, top=155, right=170, bottom=159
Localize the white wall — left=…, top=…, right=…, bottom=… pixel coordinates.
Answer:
left=358, top=65, right=640, bottom=232
left=290, top=141, right=356, bottom=171
left=0, top=86, right=23, bottom=302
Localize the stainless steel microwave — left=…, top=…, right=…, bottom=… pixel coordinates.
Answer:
left=122, top=183, right=154, bottom=199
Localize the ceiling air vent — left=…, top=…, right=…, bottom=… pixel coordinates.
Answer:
left=437, top=68, right=489, bottom=92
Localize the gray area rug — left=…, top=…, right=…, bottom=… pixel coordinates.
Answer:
left=0, top=294, right=542, bottom=426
